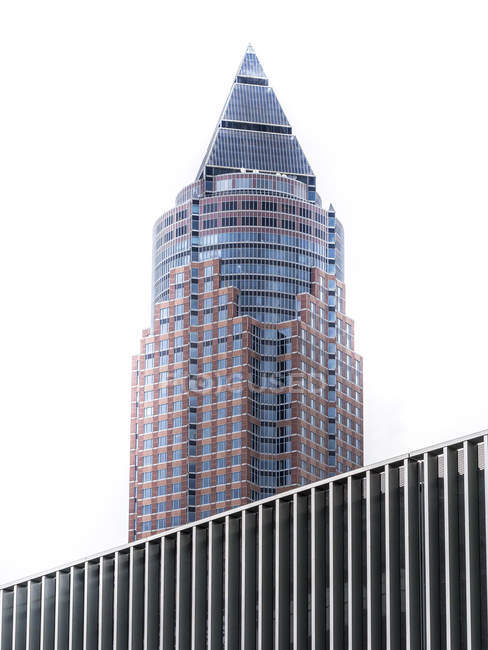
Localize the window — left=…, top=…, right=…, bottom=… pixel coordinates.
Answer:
left=202, top=444, right=212, bottom=455
left=141, top=504, right=152, bottom=515
left=232, top=356, right=242, bottom=367
left=231, top=488, right=241, bottom=499
left=142, top=488, right=152, bottom=498
left=201, top=494, right=211, bottom=505
left=157, top=485, right=167, bottom=496
left=201, top=460, right=211, bottom=471
left=231, top=455, right=241, bottom=466
left=217, top=458, right=226, bottom=468
left=142, top=472, right=152, bottom=482
left=142, top=456, right=152, bottom=466
left=142, top=522, right=152, bottom=532
left=216, top=474, right=226, bottom=485
left=216, top=491, right=226, bottom=502
left=232, top=438, right=242, bottom=449
left=202, top=426, right=211, bottom=438
left=217, top=441, right=226, bottom=452
left=171, top=516, right=182, bottom=526
left=201, top=477, right=211, bottom=488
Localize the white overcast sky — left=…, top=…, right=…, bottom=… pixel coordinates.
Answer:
left=1, top=0, right=487, bottom=585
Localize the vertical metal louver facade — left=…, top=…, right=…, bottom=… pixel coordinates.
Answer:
left=3, top=430, right=488, bottom=649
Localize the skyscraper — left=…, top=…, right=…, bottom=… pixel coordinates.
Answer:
left=128, top=46, right=363, bottom=541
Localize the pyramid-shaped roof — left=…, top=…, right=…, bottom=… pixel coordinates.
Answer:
left=196, top=46, right=314, bottom=180
left=236, top=44, right=267, bottom=81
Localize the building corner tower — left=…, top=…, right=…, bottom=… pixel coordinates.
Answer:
left=129, top=45, right=363, bottom=541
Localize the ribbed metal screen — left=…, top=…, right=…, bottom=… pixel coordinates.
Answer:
left=223, top=85, right=290, bottom=126
left=206, top=129, right=314, bottom=176
left=2, top=431, right=488, bottom=649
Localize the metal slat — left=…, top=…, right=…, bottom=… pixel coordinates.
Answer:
left=240, top=510, right=257, bottom=650
left=128, top=547, right=144, bottom=650
left=41, top=576, right=55, bottom=650
left=208, top=521, right=224, bottom=650
left=83, top=562, right=99, bottom=650
left=257, top=506, right=273, bottom=650
left=69, top=567, right=84, bottom=650
left=347, top=476, right=362, bottom=650
left=98, top=557, right=114, bottom=650
left=113, top=552, right=129, bottom=650
left=404, top=460, right=421, bottom=650
left=275, top=499, right=290, bottom=649
left=423, top=452, right=440, bottom=650
left=385, top=465, right=400, bottom=649
left=293, top=493, right=308, bottom=649
left=366, top=471, right=381, bottom=649
left=464, top=441, right=481, bottom=648
left=191, top=527, right=207, bottom=650
left=54, top=571, right=69, bottom=650
left=13, top=584, right=27, bottom=650
left=444, top=446, right=460, bottom=649
left=224, top=516, right=240, bottom=650
left=484, top=435, right=488, bottom=643
left=329, top=481, right=344, bottom=649
left=159, top=537, right=176, bottom=650
left=27, top=581, right=41, bottom=650
left=143, top=542, right=159, bottom=650
left=1, top=589, right=14, bottom=650
left=311, top=487, right=326, bottom=650
left=175, top=532, right=191, bottom=650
